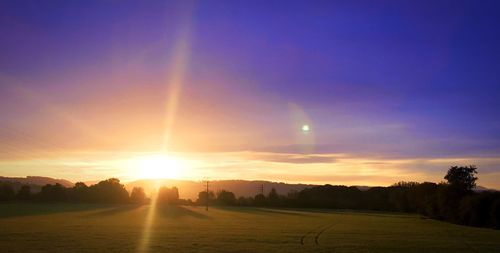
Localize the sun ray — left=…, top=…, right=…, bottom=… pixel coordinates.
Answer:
left=136, top=4, right=194, bottom=252
left=136, top=183, right=159, bottom=253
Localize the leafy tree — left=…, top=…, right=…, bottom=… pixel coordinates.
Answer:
left=158, top=186, right=180, bottom=205
left=444, top=165, right=478, bottom=192
left=237, top=196, right=253, bottom=206
left=197, top=191, right=215, bottom=205
left=130, top=187, right=146, bottom=204
left=490, top=197, right=500, bottom=229
left=216, top=190, right=236, bottom=205
left=285, top=190, right=300, bottom=207
left=0, top=183, right=15, bottom=201
left=16, top=185, right=31, bottom=201
left=458, top=193, right=493, bottom=227
left=392, top=181, right=419, bottom=188
left=254, top=194, right=266, bottom=206
left=413, top=182, right=439, bottom=216
left=1, top=167, right=497, bottom=230
left=71, top=182, right=89, bottom=202
left=39, top=183, right=67, bottom=201
left=88, top=178, right=129, bottom=203
left=297, top=185, right=363, bottom=209
left=267, top=188, right=280, bottom=206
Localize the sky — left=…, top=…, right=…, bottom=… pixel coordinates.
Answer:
left=1, top=0, right=500, bottom=188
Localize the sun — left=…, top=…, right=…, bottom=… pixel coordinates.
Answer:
left=134, top=154, right=182, bottom=179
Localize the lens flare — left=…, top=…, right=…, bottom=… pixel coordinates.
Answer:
left=136, top=186, right=159, bottom=253
left=136, top=4, right=195, bottom=252
left=288, top=103, right=315, bottom=154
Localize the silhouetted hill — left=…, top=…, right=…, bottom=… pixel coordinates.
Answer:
left=1, top=176, right=495, bottom=198
left=126, top=179, right=317, bottom=200
left=0, top=176, right=73, bottom=192
left=473, top=185, right=492, bottom=192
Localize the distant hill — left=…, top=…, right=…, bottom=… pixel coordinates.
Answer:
left=0, top=176, right=73, bottom=192
left=125, top=179, right=498, bottom=200
left=126, top=179, right=317, bottom=200
left=1, top=176, right=495, bottom=197
left=473, top=185, right=492, bottom=192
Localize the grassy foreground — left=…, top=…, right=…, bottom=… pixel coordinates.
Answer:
left=1, top=203, right=499, bottom=253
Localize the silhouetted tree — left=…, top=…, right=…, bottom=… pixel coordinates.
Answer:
left=392, top=181, right=419, bottom=188
left=458, top=192, right=494, bottom=226
left=130, top=187, right=146, bottom=204
left=267, top=188, right=280, bottom=207
left=3, top=167, right=498, bottom=229
left=413, top=182, right=439, bottom=216
left=254, top=193, right=266, bottom=206
left=445, top=165, right=478, bottom=192
left=237, top=196, right=253, bottom=206
left=216, top=190, right=236, bottom=205
left=490, top=197, right=500, bottom=229
left=39, top=183, right=67, bottom=201
left=70, top=182, right=89, bottom=202
left=16, top=185, right=31, bottom=201
left=158, top=186, right=180, bottom=205
left=365, top=187, right=391, bottom=210
left=87, top=178, right=129, bottom=203
left=0, top=183, right=15, bottom=201
left=285, top=190, right=300, bottom=207
left=197, top=191, right=215, bottom=205
left=297, top=185, right=363, bottom=209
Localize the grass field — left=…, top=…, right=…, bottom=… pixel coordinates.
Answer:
left=1, top=203, right=499, bottom=253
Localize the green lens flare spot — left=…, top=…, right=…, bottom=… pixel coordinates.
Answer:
left=302, top=124, right=310, bottom=132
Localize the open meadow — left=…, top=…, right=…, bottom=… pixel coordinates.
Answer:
left=1, top=203, right=499, bottom=253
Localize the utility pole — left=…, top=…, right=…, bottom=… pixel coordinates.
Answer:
left=205, top=180, right=209, bottom=211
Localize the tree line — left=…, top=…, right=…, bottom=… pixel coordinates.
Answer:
left=192, top=166, right=499, bottom=229
left=0, top=178, right=148, bottom=204
left=1, top=166, right=499, bottom=229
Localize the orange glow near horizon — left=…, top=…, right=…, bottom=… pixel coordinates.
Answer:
left=2, top=151, right=500, bottom=189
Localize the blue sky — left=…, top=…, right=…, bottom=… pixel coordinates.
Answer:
left=1, top=1, right=500, bottom=187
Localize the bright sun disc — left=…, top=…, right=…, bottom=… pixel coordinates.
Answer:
left=135, top=154, right=181, bottom=179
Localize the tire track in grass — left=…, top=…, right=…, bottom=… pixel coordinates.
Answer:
left=314, top=223, right=335, bottom=245
left=300, top=222, right=335, bottom=246
left=300, top=224, right=323, bottom=245
left=300, top=230, right=312, bottom=245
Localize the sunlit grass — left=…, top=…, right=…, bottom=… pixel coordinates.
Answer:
left=1, top=203, right=499, bottom=253
left=137, top=190, right=158, bottom=253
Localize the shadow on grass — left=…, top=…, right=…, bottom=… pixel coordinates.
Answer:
left=323, top=209, right=417, bottom=219
left=214, top=206, right=313, bottom=217
left=157, top=205, right=209, bottom=219
left=209, top=206, right=416, bottom=219
left=86, top=204, right=143, bottom=216
left=0, top=202, right=112, bottom=219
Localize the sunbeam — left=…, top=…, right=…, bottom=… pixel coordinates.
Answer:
left=136, top=185, right=159, bottom=253
left=136, top=4, right=194, bottom=252
left=160, top=32, right=190, bottom=151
